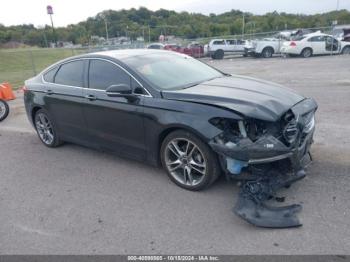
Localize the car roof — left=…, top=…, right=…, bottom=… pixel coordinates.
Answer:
left=304, top=31, right=329, bottom=37
left=92, top=49, right=171, bottom=60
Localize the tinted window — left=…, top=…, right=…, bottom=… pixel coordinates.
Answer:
left=54, top=60, right=85, bottom=87
left=213, top=40, right=225, bottom=45
left=226, top=40, right=236, bottom=45
left=89, top=60, right=130, bottom=90
left=43, top=66, right=58, bottom=83
left=123, top=52, right=223, bottom=90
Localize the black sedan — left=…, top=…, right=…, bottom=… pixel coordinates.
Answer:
left=24, top=50, right=317, bottom=191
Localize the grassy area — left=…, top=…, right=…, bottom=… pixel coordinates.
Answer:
left=0, top=48, right=85, bottom=89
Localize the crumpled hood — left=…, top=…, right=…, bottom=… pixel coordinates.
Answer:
left=161, top=75, right=305, bottom=122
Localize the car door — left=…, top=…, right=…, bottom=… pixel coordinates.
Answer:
left=225, top=40, right=236, bottom=52
left=212, top=40, right=226, bottom=51
left=236, top=40, right=246, bottom=52
left=43, top=59, right=89, bottom=143
left=325, top=36, right=340, bottom=54
left=309, top=36, right=326, bottom=54
left=82, top=59, right=146, bottom=161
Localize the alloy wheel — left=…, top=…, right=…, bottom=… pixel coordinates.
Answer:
left=165, top=138, right=207, bottom=187
left=35, top=113, right=55, bottom=145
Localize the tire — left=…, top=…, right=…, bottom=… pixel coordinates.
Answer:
left=34, top=109, right=62, bottom=147
left=0, top=99, right=9, bottom=122
left=213, top=49, right=224, bottom=59
left=160, top=130, right=221, bottom=191
left=301, top=48, right=313, bottom=58
left=342, top=46, right=350, bottom=55
left=261, top=47, right=274, bottom=58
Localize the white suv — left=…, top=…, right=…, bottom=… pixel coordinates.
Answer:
left=204, top=39, right=246, bottom=59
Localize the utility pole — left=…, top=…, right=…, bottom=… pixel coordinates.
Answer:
left=242, top=13, right=245, bottom=39
left=104, top=18, right=109, bottom=42
left=46, top=5, right=57, bottom=47
left=331, top=0, right=340, bottom=55
left=148, top=25, right=151, bottom=43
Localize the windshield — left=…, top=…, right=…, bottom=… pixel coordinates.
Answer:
left=122, top=52, right=224, bottom=90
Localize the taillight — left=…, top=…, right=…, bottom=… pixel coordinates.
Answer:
left=22, top=86, right=28, bottom=92
left=290, top=42, right=297, bottom=47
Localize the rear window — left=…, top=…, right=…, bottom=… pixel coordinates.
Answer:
left=43, top=66, right=58, bottom=83
left=291, top=35, right=306, bottom=41
left=54, top=60, right=85, bottom=87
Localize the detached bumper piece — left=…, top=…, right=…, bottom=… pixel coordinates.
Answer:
left=233, top=169, right=306, bottom=228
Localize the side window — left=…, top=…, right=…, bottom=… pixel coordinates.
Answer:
left=308, top=36, right=325, bottom=42
left=213, top=40, right=225, bottom=45
left=54, top=60, right=85, bottom=87
left=226, top=40, right=236, bottom=45
left=43, top=66, right=58, bottom=83
left=88, top=60, right=130, bottom=90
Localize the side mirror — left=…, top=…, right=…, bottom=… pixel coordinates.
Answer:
left=106, top=84, right=132, bottom=97
left=105, top=84, right=138, bottom=102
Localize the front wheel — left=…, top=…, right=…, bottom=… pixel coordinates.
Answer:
left=0, top=99, right=9, bottom=122
left=160, top=130, right=221, bottom=191
left=34, top=109, right=62, bottom=147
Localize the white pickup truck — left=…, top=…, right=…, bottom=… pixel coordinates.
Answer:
left=244, top=36, right=286, bottom=58
left=204, top=39, right=246, bottom=59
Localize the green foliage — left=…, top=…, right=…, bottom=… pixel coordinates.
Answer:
left=0, top=8, right=349, bottom=47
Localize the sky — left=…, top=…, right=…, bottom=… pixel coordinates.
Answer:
left=1, top=0, right=349, bottom=27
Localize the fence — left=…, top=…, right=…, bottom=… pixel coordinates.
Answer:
left=0, top=25, right=346, bottom=89
left=0, top=43, right=146, bottom=89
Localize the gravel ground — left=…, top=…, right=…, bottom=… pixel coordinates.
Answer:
left=0, top=55, right=349, bottom=255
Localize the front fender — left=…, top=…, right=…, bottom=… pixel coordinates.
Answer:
left=143, top=97, right=242, bottom=165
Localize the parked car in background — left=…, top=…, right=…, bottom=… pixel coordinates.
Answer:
left=147, top=43, right=165, bottom=49
left=332, top=25, right=350, bottom=42
left=185, top=43, right=204, bottom=58
left=244, top=30, right=316, bottom=58
left=281, top=32, right=350, bottom=57
left=164, top=43, right=204, bottom=58
left=204, top=39, right=246, bottom=59
left=244, top=33, right=288, bottom=58
left=164, top=43, right=181, bottom=51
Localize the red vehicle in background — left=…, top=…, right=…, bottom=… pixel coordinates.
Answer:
left=164, top=43, right=204, bottom=58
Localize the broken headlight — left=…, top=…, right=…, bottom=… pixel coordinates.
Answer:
left=282, top=112, right=299, bottom=145
left=303, top=113, right=315, bottom=133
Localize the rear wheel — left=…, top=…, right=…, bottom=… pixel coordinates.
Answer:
left=213, top=49, right=224, bottom=59
left=342, top=46, right=350, bottom=55
left=34, top=109, right=62, bottom=147
left=301, top=48, right=313, bottom=58
left=160, top=130, right=220, bottom=191
left=0, top=99, right=9, bottom=122
left=261, top=47, right=274, bottom=58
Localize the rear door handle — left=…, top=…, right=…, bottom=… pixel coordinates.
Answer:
left=85, top=94, right=97, bottom=101
left=46, top=89, right=53, bottom=95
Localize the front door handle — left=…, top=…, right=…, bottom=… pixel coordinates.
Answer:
left=85, top=94, right=97, bottom=101
left=46, top=89, right=53, bottom=95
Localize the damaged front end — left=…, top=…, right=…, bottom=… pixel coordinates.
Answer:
left=209, top=98, right=317, bottom=228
